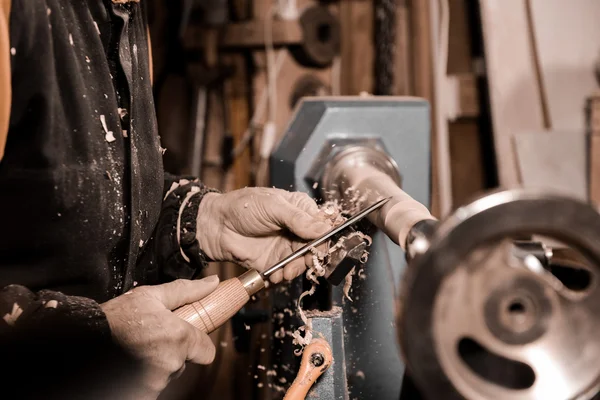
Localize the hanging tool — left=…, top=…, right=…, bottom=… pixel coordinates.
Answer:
left=173, top=197, right=390, bottom=333
left=283, top=338, right=333, bottom=400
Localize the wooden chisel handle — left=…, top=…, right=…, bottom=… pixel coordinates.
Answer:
left=173, top=270, right=265, bottom=333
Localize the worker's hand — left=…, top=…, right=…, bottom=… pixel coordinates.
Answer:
left=197, top=188, right=332, bottom=283
left=101, top=276, right=219, bottom=399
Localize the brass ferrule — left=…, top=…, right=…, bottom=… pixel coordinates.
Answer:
left=239, top=269, right=266, bottom=296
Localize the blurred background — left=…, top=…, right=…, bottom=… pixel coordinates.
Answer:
left=145, top=1, right=600, bottom=399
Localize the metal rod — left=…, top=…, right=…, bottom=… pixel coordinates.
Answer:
left=261, top=197, right=391, bottom=278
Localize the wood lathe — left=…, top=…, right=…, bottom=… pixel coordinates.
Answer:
left=262, top=97, right=600, bottom=400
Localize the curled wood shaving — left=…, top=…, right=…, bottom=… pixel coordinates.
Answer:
left=343, top=267, right=356, bottom=302
left=290, top=199, right=374, bottom=355
left=290, top=283, right=316, bottom=355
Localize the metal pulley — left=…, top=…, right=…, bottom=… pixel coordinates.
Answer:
left=289, top=5, right=340, bottom=68
left=398, top=190, right=600, bottom=400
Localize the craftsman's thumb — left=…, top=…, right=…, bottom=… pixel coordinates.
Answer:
left=153, top=275, right=220, bottom=310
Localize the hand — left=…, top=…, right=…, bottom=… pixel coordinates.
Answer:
left=196, top=188, right=332, bottom=283
left=101, top=276, right=219, bottom=398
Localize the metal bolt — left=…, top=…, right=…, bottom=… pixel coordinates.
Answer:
left=310, top=352, right=325, bottom=367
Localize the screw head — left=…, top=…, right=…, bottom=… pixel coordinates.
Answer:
left=310, top=352, right=325, bottom=367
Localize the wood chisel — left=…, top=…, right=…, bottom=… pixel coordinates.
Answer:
left=173, top=197, right=390, bottom=333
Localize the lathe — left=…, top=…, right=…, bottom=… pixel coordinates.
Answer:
left=265, top=97, right=600, bottom=400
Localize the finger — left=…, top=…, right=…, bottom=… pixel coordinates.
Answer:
left=284, top=258, right=306, bottom=281
left=172, top=364, right=187, bottom=381
left=150, top=275, right=220, bottom=310
left=269, top=269, right=284, bottom=284
left=283, top=192, right=320, bottom=216
left=304, top=252, right=314, bottom=267
left=291, top=241, right=316, bottom=268
left=186, top=326, right=217, bottom=365
left=269, top=199, right=331, bottom=240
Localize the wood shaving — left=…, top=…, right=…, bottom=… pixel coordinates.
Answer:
left=274, top=327, right=286, bottom=339
left=44, top=300, right=58, bottom=309
left=100, top=115, right=115, bottom=143
left=3, top=303, right=23, bottom=326
left=273, top=384, right=286, bottom=393
left=343, top=267, right=356, bottom=302
left=290, top=200, right=372, bottom=355
left=104, top=132, right=117, bottom=143
left=289, top=283, right=316, bottom=355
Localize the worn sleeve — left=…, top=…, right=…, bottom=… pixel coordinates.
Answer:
left=0, top=284, right=140, bottom=398
left=138, top=173, right=219, bottom=283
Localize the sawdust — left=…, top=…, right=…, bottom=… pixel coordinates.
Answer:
left=290, top=200, right=372, bottom=356
left=305, top=306, right=343, bottom=319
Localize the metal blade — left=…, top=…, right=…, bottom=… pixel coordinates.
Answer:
left=261, top=197, right=390, bottom=278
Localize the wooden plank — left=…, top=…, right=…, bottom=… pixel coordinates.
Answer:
left=529, top=0, right=600, bottom=132
left=185, top=20, right=303, bottom=49
left=478, top=0, right=545, bottom=188
left=514, top=130, right=587, bottom=201
left=446, top=0, right=485, bottom=206
left=223, top=53, right=252, bottom=188
left=340, top=0, right=374, bottom=95
left=449, top=121, right=486, bottom=206
left=447, top=74, right=480, bottom=119
left=447, top=0, right=473, bottom=75
left=410, top=0, right=439, bottom=216
left=393, top=0, right=411, bottom=95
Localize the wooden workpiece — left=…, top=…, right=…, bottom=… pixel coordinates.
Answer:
left=284, top=338, right=333, bottom=400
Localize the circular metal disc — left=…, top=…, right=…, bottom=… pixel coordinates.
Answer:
left=398, top=190, right=600, bottom=400
left=320, top=145, right=402, bottom=203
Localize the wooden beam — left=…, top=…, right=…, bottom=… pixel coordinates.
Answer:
left=340, top=1, right=374, bottom=95
left=394, top=0, right=412, bottom=95
left=223, top=53, right=252, bottom=189
left=447, top=73, right=480, bottom=120
left=185, top=20, right=302, bottom=50
left=446, top=0, right=486, bottom=207
left=450, top=121, right=486, bottom=206
left=410, top=0, right=439, bottom=215
left=478, top=0, right=546, bottom=188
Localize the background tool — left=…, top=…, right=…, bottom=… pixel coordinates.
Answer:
left=283, top=338, right=333, bottom=400
left=173, top=197, right=390, bottom=333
